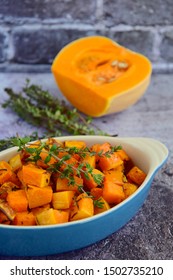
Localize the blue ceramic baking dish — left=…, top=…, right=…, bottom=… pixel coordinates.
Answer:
left=0, top=136, right=168, bottom=256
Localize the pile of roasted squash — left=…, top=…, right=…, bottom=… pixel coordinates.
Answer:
left=0, top=139, right=146, bottom=226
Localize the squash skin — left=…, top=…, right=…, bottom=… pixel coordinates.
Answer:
left=52, top=36, right=152, bottom=117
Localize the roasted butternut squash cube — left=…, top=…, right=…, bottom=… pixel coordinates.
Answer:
left=94, top=196, right=110, bottom=215
left=57, top=152, right=79, bottom=174
left=90, top=187, right=103, bottom=200
left=114, top=164, right=125, bottom=172
left=123, top=182, right=138, bottom=198
left=102, top=177, right=125, bottom=204
left=8, top=172, right=21, bottom=186
left=70, top=193, right=94, bottom=221
left=56, top=175, right=83, bottom=192
left=104, top=169, right=124, bottom=185
left=127, top=166, right=146, bottom=186
left=6, top=189, right=28, bottom=212
left=37, top=148, right=57, bottom=168
left=31, top=204, right=50, bottom=216
left=98, top=152, right=123, bottom=171
left=91, top=142, right=111, bottom=154
left=82, top=168, right=104, bottom=190
left=54, top=209, right=69, bottom=224
left=12, top=211, right=36, bottom=226
left=22, top=164, right=51, bottom=188
left=64, top=140, right=86, bottom=149
left=9, top=154, right=22, bottom=172
left=82, top=154, right=96, bottom=168
left=17, top=168, right=25, bottom=186
left=52, top=191, right=75, bottom=209
left=26, top=185, right=53, bottom=208
left=116, top=149, right=130, bottom=161
left=36, top=208, right=69, bottom=225
left=0, top=161, right=13, bottom=184
left=91, top=142, right=111, bottom=161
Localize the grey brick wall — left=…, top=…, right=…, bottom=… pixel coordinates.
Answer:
left=0, top=0, right=173, bottom=73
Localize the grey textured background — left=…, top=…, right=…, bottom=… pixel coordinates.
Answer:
left=0, top=0, right=173, bottom=73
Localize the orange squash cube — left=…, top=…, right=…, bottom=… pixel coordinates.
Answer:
left=99, top=152, right=123, bottom=171
left=127, top=166, right=146, bottom=185
left=91, top=142, right=111, bottom=154
left=82, top=168, right=104, bottom=190
left=52, top=191, right=75, bottom=209
left=36, top=208, right=69, bottom=225
left=102, top=177, right=125, bottom=204
left=9, top=154, right=22, bottom=172
left=31, top=204, right=50, bottom=216
left=22, top=164, right=51, bottom=188
left=0, top=161, right=13, bottom=184
left=54, top=209, right=69, bottom=224
left=13, top=211, right=36, bottom=226
left=7, top=189, right=28, bottom=212
left=26, top=185, right=53, bottom=209
left=91, top=142, right=111, bottom=161
left=90, top=187, right=103, bottom=200
left=116, top=149, right=130, bottom=161
left=123, top=182, right=138, bottom=198
left=37, top=148, right=57, bottom=168
left=64, top=140, right=86, bottom=149
left=82, top=154, right=96, bottom=168
left=56, top=175, right=83, bottom=192
left=104, top=170, right=124, bottom=185
left=70, top=193, right=94, bottom=221
left=94, top=196, right=110, bottom=215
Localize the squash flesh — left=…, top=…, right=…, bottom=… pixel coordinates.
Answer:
left=52, top=36, right=152, bottom=117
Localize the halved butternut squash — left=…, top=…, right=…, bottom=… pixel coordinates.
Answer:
left=52, top=36, right=152, bottom=117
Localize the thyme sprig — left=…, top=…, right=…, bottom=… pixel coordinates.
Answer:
left=11, top=136, right=122, bottom=208
left=0, top=132, right=40, bottom=152
left=14, top=136, right=105, bottom=185
left=2, top=80, right=107, bottom=137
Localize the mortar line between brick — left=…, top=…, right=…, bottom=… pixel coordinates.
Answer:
left=0, top=62, right=173, bottom=74
left=96, top=0, right=104, bottom=21
left=1, top=21, right=173, bottom=31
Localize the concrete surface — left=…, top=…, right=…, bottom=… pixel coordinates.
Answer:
left=0, top=72, right=173, bottom=260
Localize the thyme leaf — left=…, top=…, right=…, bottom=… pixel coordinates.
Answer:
left=93, top=198, right=105, bottom=209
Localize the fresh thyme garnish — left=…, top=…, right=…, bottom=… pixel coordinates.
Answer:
left=9, top=136, right=122, bottom=202
left=0, top=132, right=39, bottom=152
left=15, top=136, right=105, bottom=187
left=1, top=80, right=107, bottom=138
left=93, top=198, right=105, bottom=209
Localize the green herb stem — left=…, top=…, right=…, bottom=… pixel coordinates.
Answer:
left=2, top=80, right=107, bottom=137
